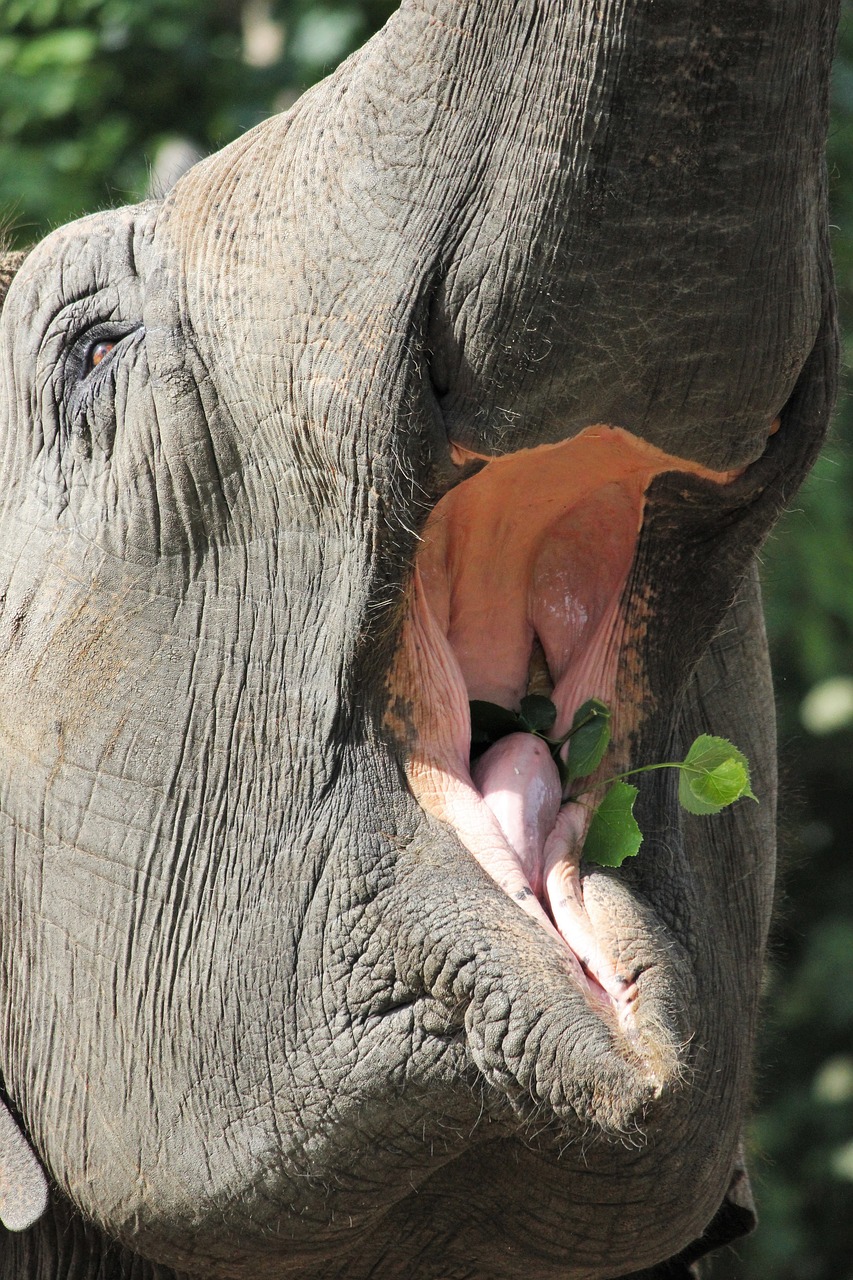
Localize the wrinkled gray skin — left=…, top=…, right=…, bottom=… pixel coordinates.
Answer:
left=0, top=1, right=839, bottom=1277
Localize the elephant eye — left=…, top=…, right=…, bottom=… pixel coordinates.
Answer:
left=60, top=322, right=142, bottom=452
left=86, top=339, right=115, bottom=372
left=66, top=324, right=137, bottom=385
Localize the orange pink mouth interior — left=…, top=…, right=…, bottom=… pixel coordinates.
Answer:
left=388, top=426, right=741, bottom=1014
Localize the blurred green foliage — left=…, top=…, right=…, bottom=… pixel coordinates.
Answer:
left=730, top=9, right=853, bottom=1279
left=0, top=0, right=397, bottom=235
left=0, top=1, right=851, bottom=1277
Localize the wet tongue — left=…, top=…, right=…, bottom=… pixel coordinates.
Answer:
left=471, top=733, right=563, bottom=900
left=472, top=733, right=624, bottom=1004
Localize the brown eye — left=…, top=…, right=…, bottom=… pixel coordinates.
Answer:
left=88, top=340, right=115, bottom=371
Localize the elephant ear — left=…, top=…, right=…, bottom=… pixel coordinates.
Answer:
left=618, top=1143, right=756, bottom=1279
left=0, top=248, right=27, bottom=312
left=0, top=1097, right=48, bottom=1231
left=0, top=243, right=45, bottom=1232
left=0, top=242, right=47, bottom=1233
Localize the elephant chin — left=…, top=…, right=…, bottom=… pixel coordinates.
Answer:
left=387, top=423, right=746, bottom=1031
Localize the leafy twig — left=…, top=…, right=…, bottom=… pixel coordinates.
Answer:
left=469, top=697, right=756, bottom=867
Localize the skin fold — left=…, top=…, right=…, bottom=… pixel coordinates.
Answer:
left=0, top=1, right=840, bottom=1277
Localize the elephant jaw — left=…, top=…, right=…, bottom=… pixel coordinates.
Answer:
left=388, top=425, right=742, bottom=1024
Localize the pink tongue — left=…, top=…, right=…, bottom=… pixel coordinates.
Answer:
left=471, top=733, right=563, bottom=899
left=472, top=735, right=631, bottom=1008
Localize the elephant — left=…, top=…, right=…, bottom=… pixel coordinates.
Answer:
left=0, top=0, right=840, bottom=1276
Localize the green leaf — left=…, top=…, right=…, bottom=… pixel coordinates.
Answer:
left=519, top=694, right=557, bottom=734
left=469, top=700, right=523, bottom=748
left=565, top=698, right=611, bottom=783
left=582, top=782, right=643, bottom=867
left=678, top=734, right=757, bottom=816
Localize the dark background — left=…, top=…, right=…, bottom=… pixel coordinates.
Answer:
left=1, top=2, right=851, bottom=1275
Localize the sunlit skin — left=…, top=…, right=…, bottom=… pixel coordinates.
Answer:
left=0, top=0, right=834, bottom=1262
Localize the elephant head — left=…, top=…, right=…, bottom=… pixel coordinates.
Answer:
left=0, top=1, right=839, bottom=1277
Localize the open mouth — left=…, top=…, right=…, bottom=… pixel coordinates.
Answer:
left=388, top=425, right=743, bottom=1025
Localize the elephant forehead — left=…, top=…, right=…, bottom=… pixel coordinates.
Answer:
left=2, top=205, right=152, bottom=327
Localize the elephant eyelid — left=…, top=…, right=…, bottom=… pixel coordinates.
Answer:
left=66, top=322, right=142, bottom=385
left=60, top=323, right=143, bottom=444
